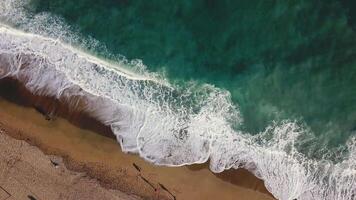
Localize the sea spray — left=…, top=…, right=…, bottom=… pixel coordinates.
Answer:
left=0, top=0, right=356, bottom=199
left=0, top=26, right=240, bottom=161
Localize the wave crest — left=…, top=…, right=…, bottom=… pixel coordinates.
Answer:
left=0, top=0, right=355, bottom=199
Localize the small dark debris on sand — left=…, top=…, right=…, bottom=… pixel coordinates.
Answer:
left=139, top=175, right=156, bottom=191
left=27, top=195, right=37, bottom=200
left=159, top=183, right=176, bottom=200
left=50, top=159, right=59, bottom=167
left=132, top=163, right=141, bottom=172
left=34, top=106, right=53, bottom=121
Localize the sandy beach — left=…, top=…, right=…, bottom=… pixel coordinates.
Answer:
left=0, top=127, right=141, bottom=200
left=0, top=78, right=275, bottom=200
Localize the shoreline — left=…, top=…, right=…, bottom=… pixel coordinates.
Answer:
left=0, top=77, right=274, bottom=200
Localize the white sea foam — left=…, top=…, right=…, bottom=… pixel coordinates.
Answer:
left=0, top=1, right=355, bottom=199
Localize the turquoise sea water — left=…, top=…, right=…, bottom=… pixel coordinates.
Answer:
left=1, top=0, right=356, bottom=199
left=29, top=0, right=356, bottom=149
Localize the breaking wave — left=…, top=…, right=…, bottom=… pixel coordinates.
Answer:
left=0, top=0, right=355, bottom=199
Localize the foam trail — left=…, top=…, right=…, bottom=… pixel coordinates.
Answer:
left=0, top=1, right=356, bottom=199
left=0, top=25, right=228, bottom=160
left=1, top=24, right=356, bottom=200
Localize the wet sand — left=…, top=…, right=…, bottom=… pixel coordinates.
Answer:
left=0, top=78, right=275, bottom=200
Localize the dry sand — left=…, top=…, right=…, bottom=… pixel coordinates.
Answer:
left=0, top=127, right=141, bottom=200
left=0, top=78, right=275, bottom=200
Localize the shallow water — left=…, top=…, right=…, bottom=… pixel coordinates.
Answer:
left=0, top=0, right=356, bottom=199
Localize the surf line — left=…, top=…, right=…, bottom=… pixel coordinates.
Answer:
left=0, top=23, right=170, bottom=87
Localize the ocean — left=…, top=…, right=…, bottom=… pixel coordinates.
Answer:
left=0, top=0, right=355, bottom=199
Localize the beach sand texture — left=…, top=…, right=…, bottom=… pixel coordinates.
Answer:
left=0, top=128, right=141, bottom=200
left=0, top=78, right=275, bottom=200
